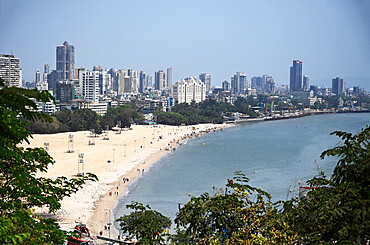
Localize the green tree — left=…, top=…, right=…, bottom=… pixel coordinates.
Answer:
left=116, top=201, right=171, bottom=244
left=281, top=125, right=369, bottom=244
left=0, top=78, right=98, bottom=244
left=174, top=172, right=298, bottom=244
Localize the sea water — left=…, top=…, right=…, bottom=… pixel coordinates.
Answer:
left=113, top=113, right=369, bottom=227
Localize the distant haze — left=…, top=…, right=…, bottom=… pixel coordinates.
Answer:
left=0, top=0, right=369, bottom=90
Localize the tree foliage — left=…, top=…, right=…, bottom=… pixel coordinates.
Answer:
left=0, top=78, right=98, bottom=244
left=280, top=125, right=369, bottom=244
left=116, top=201, right=171, bottom=244
left=173, top=172, right=298, bottom=244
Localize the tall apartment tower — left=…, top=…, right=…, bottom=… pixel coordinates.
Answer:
left=172, top=76, right=206, bottom=104
left=56, top=41, right=75, bottom=81
left=128, top=69, right=139, bottom=93
left=116, top=70, right=127, bottom=94
left=222, top=80, right=231, bottom=91
left=0, top=54, right=21, bottom=87
left=303, top=75, right=309, bottom=91
left=35, top=69, right=41, bottom=83
left=199, top=73, right=211, bottom=93
left=155, top=70, right=166, bottom=90
left=332, top=77, right=345, bottom=95
left=139, top=71, right=146, bottom=93
left=146, top=74, right=152, bottom=88
left=43, top=64, right=50, bottom=81
left=290, top=60, right=303, bottom=91
left=231, top=72, right=247, bottom=94
left=167, top=67, right=172, bottom=88
left=79, top=70, right=99, bottom=103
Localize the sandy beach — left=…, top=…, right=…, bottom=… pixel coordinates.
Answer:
left=22, top=123, right=230, bottom=237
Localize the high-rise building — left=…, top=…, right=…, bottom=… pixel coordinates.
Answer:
left=44, top=64, right=50, bottom=74
left=47, top=70, right=57, bottom=92
left=0, top=54, right=21, bottom=87
left=107, top=68, right=117, bottom=92
left=199, top=73, right=211, bottom=94
left=116, top=70, right=127, bottom=94
left=155, top=70, right=166, bottom=90
left=261, top=75, right=268, bottom=91
left=79, top=70, right=99, bottom=103
left=332, top=77, right=345, bottom=95
left=56, top=81, right=73, bottom=102
left=222, top=80, right=231, bottom=91
left=98, top=70, right=111, bottom=95
left=303, top=75, right=309, bottom=91
left=139, top=71, right=146, bottom=93
left=43, top=64, right=50, bottom=82
left=35, top=69, right=41, bottom=84
left=146, top=74, right=152, bottom=88
left=231, top=72, right=248, bottom=94
left=167, top=67, right=172, bottom=88
left=56, top=41, right=75, bottom=81
left=172, top=76, right=206, bottom=104
left=128, top=69, right=138, bottom=93
left=290, top=60, right=303, bottom=91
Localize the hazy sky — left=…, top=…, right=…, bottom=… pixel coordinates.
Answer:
left=1, top=0, right=369, bottom=89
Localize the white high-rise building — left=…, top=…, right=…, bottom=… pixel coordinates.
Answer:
left=79, top=70, right=99, bottom=103
left=128, top=69, right=139, bottom=93
left=172, top=76, right=206, bottom=104
left=116, top=70, right=127, bottom=94
left=0, top=54, right=21, bottom=87
left=303, top=75, right=309, bottom=91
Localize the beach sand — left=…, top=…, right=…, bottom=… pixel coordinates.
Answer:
left=22, top=123, right=230, bottom=236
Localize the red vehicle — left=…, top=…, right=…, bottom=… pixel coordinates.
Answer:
left=67, top=237, right=91, bottom=245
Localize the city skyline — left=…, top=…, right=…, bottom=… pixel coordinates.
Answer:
left=0, top=0, right=369, bottom=90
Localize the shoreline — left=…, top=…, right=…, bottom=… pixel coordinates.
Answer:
left=23, top=123, right=232, bottom=238
left=226, top=109, right=370, bottom=124
left=87, top=124, right=231, bottom=237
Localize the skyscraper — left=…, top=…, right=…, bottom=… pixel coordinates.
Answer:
left=116, top=70, right=127, bottom=94
left=128, top=69, right=139, bottom=93
left=303, top=75, right=309, bottom=91
left=0, top=54, right=21, bottom=87
left=332, top=77, right=345, bottom=95
left=44, top=64, right=50, bottom=74
left=56, top=41, right=75, bottom=81
left=43, top=64, right=50, bottom=81
left=35, top=69, right=41, bottom=84
left=79, top=70, right=99, bottom=103
left=290, top=60, right=303, bottom=91
left=146, top=75, right=152, bottom=88
left=199, top=73, right=211, bottom=93
left=155, top=70, right=166, bottom=90
left=222, top=80, right=231, bottom=91
left=167, top=67, right=172, bottom=88
left=139, top=71, right=146, bottom=93
left=231, top=72, right=247, bottom=94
